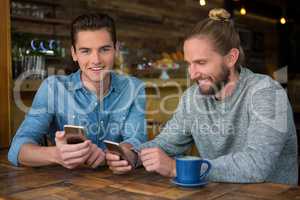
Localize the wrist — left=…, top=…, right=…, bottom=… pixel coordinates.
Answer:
left=49, top=146, right=62, bottom=165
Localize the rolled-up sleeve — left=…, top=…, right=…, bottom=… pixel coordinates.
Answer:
left=8, top=77, right=55, bottom=166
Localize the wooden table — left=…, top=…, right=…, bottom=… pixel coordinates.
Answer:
left=0, top=150, right=299, bottom=200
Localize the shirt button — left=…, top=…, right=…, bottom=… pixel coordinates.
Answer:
left=100, top=120, right=104, bottom=124
left=72, top=115, right=76, bottom=119
left=94, top=102, right=98, bottom=106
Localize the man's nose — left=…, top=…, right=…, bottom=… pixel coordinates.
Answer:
left=91, top=52, right=102, bottom=64
left=189, top=64, right=200, bottom=80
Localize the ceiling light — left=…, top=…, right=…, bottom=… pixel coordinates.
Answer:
left=240, top=7, right=246, bottom=15
left=280, top=17, right=286, bottom=25
left=199, top=0, right=206, bottom=6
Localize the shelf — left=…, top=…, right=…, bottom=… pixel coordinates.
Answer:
left=14, top=78, right=190, bottom=92
left=11, top=15, right=70, bottom=25
left=12, top=0, right=61, bottom=7
left=44, top=56, right=64, bottom=61
left=11, top=29, right=69, bottom=38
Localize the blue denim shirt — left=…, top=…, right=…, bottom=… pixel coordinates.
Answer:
left=8, top=70, right=147, bottom=166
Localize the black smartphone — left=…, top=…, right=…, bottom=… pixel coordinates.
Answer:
left=64, top=125, right=87, bottom=144
left=104, top=140, right=136, bottom=167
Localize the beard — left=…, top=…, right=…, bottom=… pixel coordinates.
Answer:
left=197, top=65, right=230, bottom=95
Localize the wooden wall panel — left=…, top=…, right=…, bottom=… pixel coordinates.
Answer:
left=0, top=0, right=12, bottom=148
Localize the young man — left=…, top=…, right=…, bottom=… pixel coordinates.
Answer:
left=106, top=8, right=298, bottom=185
left=8, top=13, right=147, bottom=169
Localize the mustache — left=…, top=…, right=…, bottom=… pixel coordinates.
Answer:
left=194, top=75, right=213, bottom=81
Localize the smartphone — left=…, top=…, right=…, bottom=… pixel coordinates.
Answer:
left=64, top=125, right=87, bottom=144
left=104, top=140, right=136, bottom=167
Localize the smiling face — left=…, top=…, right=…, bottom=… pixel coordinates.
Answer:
left=184, top=36, right=230, bottom=95
left=71, top=29, right=116, bottom=87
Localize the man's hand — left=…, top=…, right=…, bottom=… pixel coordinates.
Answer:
left=106, top=152, right=132, bottom=174
left=105, top=143, right=136, bottom=174
left=54, top=131, right=92, bottom=169
left=140, top=147, right=176, bottom=177
left=85, top=143, right=105, bottom=168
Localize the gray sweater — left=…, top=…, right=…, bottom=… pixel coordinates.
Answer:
left=140, top=67, right=298, bottom=185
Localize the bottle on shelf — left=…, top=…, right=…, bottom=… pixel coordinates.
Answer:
left=12, top=35, right=68, bottom=80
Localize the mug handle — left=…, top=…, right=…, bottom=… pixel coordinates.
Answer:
left=199, top=160, right=212, bottom=179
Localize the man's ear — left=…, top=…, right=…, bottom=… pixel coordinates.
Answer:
left=71, top=46, right=78, bottom=62
left=225, top=48, right=239, bottom=69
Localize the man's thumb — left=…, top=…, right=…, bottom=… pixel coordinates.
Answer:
left=55, top=131, right=65, bottom=141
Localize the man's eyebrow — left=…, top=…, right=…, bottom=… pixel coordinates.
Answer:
left=185, top=58, right=207, bottom=64
left=77, top=45, right=113, bottom=51
left=99, top=45, right=113, bottom=49
left=193, top=59, right=207, bottom=62
left=78, top=47, right=90, bottom=51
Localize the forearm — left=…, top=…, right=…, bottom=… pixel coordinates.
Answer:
left=208, top=151, right=272, bottom=183
left=18, top=144, right=59, bottom=167
left=139, top=117, right=193, bottom=156
left=139, top=136, right=191, bottom=156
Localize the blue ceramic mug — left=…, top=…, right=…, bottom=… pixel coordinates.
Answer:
left=176, top=156, right=211, bottom=184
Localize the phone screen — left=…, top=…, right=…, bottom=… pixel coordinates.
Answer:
left=104, top=140, right=123, bottom=156
left=64, top=125, right=86, bottom=144
left=104, top=140, right=137, bottom=167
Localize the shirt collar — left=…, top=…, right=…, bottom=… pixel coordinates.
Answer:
left=70, top=70, right=120, bottom=94
left=71, top=70, right=83, bottom=90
